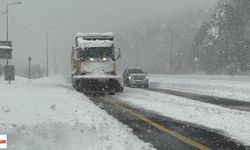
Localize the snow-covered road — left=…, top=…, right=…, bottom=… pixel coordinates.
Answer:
left=149, top=74, right=250, bottom=102
left=1, top=74, right=250, bottom=149
left=0, top=76, right=154, bottom=150
left=113, top=87, right=250, bottom=146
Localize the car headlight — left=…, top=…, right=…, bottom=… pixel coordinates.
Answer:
left=146, top=76, right=149, bottom=79
left=102, top=57, right=107, bottom=61
left=89, top=58, right=94, bottom=61
left=128, top=76, right=132, bottom=80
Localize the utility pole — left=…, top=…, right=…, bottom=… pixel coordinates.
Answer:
left=46, top=31, right=48, bottom=77
left=6, top=5, right=8, bottom=41
left=28, top=57, right=31, bottom=80
left=56, top=64, right=59, bottom=73
left=6, top=1, right=22, bottom=41
left=133, top=32, right=139, bottom=69
left=6, top=4, right=9, bottom=73
left=135, top=44, right=138, bottom=68
left=5, top=1, right=21, bottom=84
left=170, top=30, right=173, bottom=68
left=53, top=43, right=56, bottom=74
left=45, top=26, right=55, bottom=77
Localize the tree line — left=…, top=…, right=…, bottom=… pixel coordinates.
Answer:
left=191, top=0, right=250, bottom=74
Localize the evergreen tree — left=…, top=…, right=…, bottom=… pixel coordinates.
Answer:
left=192, top=0, right=250, bottom=74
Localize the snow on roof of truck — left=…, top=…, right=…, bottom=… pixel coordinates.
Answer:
left=0, top=46, right=12, bottom=50
left=77, top=37, right=113, bottom=48
left=75, top=32, right=114, bottom=41
left=76, top=32, right=114, bottom=37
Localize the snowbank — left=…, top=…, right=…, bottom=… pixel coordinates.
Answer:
left=149, top=74, right=250, bottom=102
left=114, top=88, right=250, bottom=146
left=0, top=75, right=154, bottom=150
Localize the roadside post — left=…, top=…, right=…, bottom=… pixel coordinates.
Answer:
left=0, top=41, right=14, bottom=84
left=28, top=57, right=31, bottom=80
left=4, top=65, right=15, bottom=83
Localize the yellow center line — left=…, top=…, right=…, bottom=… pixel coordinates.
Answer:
left=105, top=99, right=211, bottom=150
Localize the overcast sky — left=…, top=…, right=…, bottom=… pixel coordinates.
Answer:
left=0, top=0, right=217, bottom=75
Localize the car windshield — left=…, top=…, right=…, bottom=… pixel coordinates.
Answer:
left=128, top=69, right=144, bottom=74
left=81, top=47, right=113, bottom=58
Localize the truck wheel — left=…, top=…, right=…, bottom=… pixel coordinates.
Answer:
left=108, top=92, right=115, bottom=95
left=75, top=81, right=81, bottom=91
left=108, top=88, right=116, bottom=95
left=107, top=79, right=118, bottom=95
left=127, top=83, right=131, bottom=88
left=118, top=87, right=124, bottom=92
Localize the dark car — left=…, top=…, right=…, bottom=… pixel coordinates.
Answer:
left=123, top=69, right=149, bottom=88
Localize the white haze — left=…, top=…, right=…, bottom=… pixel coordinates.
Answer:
left=0, top=0, right=216, bottom=76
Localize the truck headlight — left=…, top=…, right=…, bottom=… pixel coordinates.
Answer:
left=89, top=58, right=94, bottom=61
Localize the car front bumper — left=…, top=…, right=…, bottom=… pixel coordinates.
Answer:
left=128, top=79, right=148, bottom=86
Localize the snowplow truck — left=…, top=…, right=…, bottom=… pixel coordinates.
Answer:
left=71, top=32, right=123, bottom=95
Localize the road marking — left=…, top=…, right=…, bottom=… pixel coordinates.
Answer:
left=105, top=99, right=211, bottom=150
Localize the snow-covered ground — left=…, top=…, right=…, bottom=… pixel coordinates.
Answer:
left=114, top=88, right=250, bottom=146
left=149, top=74, right=250, bottom=102
left=0, top=75, right=154, bottom=150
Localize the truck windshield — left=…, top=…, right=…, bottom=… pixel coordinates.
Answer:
left=81, top=47, right=113, bottom=58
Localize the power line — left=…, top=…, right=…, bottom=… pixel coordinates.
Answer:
left=8, top=12, right=26, bottom=30
left=8, top=12, right=43, bottom=38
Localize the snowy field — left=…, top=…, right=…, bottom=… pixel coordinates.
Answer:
left=0, top=76, right=154, bottom=150
left=149, top=74, right=250, bottom=102
left=114, top=88, right=250, bottom=146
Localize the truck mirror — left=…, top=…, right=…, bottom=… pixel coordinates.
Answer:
left=115, top=48, right=121, bottom=60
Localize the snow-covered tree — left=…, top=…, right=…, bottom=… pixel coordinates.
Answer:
left=192, top=0, right=250, bottom=74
